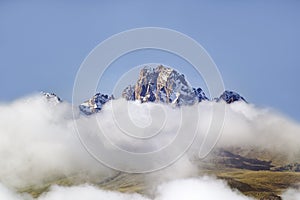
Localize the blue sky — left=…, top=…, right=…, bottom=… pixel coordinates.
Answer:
left=0, top=1, right=299, bottom=121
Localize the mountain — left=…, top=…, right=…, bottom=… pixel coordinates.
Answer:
left=216, top=90, right=247, bottom=104
left=122, top=65, right=208, bottom=106
left=39, top=69, right=300, bottom=200
left=79, top=93, right=114, bottom=115
left=43, top=65, right=246, bottom=114
left=193, top=87, right=209, bottom=102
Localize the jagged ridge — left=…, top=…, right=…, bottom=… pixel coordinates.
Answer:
left=42, top=65, right=247, bottom=115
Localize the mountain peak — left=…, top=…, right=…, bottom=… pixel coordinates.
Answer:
left=122, top=65, right=208, bottom=106
left=79, top=93, right=114, bottom=115
left=217, top=90, right=247, bottom=104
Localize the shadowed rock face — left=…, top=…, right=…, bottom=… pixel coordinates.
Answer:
left=216, top=150, right=274, bottom=171
left=273, top=163, right=300, bottom=172
left=217, top=90, right=247, bottom=104
left=79, top=93, right=114, bottom=115
left=122, top=85, right=135, bottom=101
left=193, top=87, right=209, bottom=102
left=122, top=65, right=208, bottom=106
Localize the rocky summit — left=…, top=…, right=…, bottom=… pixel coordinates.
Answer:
left=122, top=65, right=209, bottom=106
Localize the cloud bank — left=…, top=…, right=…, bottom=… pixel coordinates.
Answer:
left=0, top=94, right=299, bottom=199
left=282, top=188, right=300, bottom=200
left=0, top=95, right=112, bottom=188
left=0, top=177, right=254, bottom=200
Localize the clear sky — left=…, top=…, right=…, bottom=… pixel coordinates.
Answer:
left=0, top=1, right=299, bottom=121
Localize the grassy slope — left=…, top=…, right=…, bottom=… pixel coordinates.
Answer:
left=212, top=170, right=300, bottom=199
left=20, top=170, right=300, bottom=199
left=19, top=148, right=300, bottom=199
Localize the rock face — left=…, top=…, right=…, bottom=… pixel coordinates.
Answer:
left=193, top=87, right=209, bottom=102
left=216, top=150, right=273, bottom=171
left=122, top=65, right=208, bottom=106
left=79, top=93, right=113, bottom=115
left=273, top=163, right=300, bottom=172
left=216, top=90, right=246, bottom=104
left=122, top=85, right=135, bottom=101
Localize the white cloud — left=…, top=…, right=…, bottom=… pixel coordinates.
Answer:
left=0, top=183, right=23, bottom=200
left=0, top=95, right=112, bottom=188
left=0, top=94, right=299, bottom=199
left=282, top=188, right=300, bottom=200
left=0, top=177, right=254, bottom=200
left=38, top=184, right=149, bottom=200
left=155, top=177, right=254, bottom=200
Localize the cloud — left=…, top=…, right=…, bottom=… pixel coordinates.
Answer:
left=282, top=188, right=300, bottom=200
left=38, top=184, right=149, bottom=200
left=0, top=94, right=112, bottom=188
left=214, top=101, right=300, bottom=159
left=0, top=94, right=300, bottom=199
left=0, top=183, right=24, bottom=200
left=0, top=177, right=254, bottom=200
left=3, top=179, right=300, bottom=200
left=154, top=177, right=254, bottom=200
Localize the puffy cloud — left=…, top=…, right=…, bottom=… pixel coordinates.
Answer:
left=0, top=177, right=254, bottom=200
left=282, top=188, right=300, bottom=200
left=155, top=177, right=253, bottom=200
left=0, top=94, right=299, bottom=199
